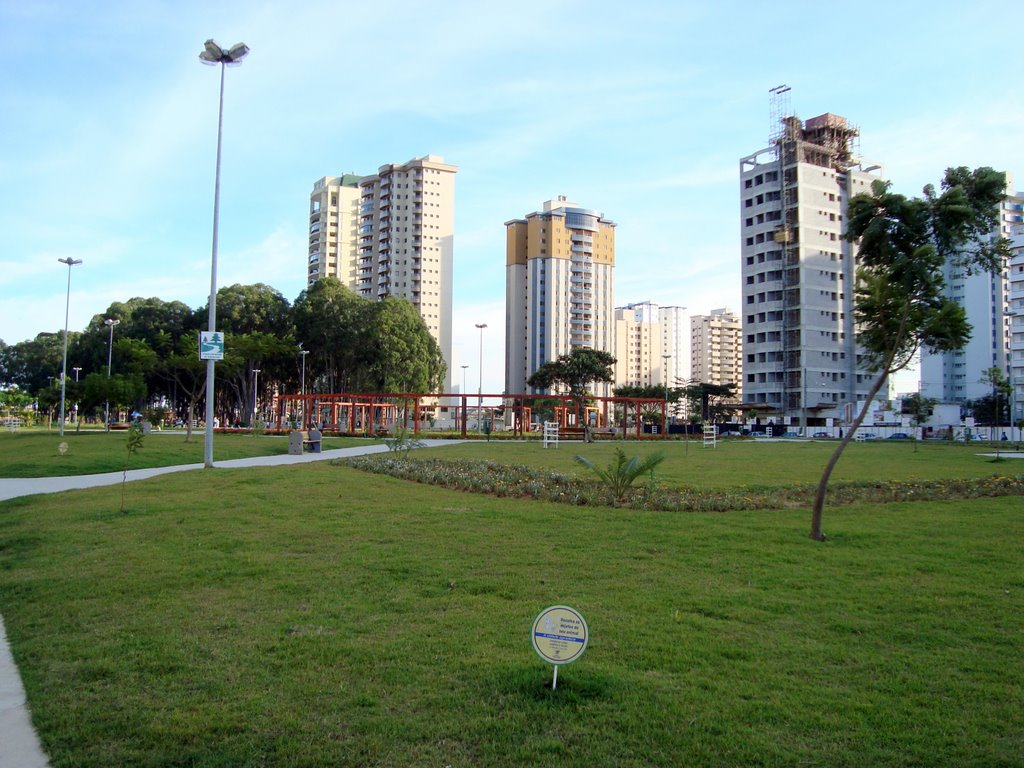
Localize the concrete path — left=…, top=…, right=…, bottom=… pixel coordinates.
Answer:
left=0, top=442, right=404, bottom=502
left=0, top=614, right=48, bottom=768
left=0, top=439, right=444, bottom=767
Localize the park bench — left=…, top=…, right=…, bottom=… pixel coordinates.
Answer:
left=288, top=429, right=322, bottom=455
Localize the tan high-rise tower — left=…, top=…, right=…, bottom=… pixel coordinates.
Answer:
left=505, top=197, right=616, bottom=395
left=307, top=155, right=457, bottom=390
left=307, top=174, right=362, bottom=287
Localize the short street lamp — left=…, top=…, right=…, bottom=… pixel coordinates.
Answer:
left=58, top=257, right=83, bottom=437
left=662, top=353, right=672, bottom=430
left=461, top=364, right=469, bottom=431
left=475, top=323, right=487, bottom=431
left=199, top=37, right=250, bottom=468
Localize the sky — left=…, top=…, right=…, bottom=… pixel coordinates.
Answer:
left=2, top=0, right=1022, bottom=396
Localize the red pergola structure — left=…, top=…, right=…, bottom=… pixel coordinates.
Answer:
left=273, top=391, right=669, bottom=439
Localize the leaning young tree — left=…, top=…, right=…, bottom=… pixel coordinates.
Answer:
left=810, top=167, right=1011, bottom=541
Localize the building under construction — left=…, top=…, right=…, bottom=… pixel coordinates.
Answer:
left=738, top=91, right=884, bottom=431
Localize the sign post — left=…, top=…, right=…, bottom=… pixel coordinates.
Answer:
left=199, top=331, right=225, bottom=361
left=531, top=605, right=589, bottom=689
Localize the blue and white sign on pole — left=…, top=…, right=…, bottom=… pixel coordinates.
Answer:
left=199, top=331, right=225, bottom=361
left=531, top=604, right=589, bottom=689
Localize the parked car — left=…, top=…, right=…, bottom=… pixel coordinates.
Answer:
left=857, top=432, right=878, bottom=441
left=888, top=432, right=911, bottom=440
left=812, top=431, right=830, bottom=438
left=781, top=431, right=801, bottom=438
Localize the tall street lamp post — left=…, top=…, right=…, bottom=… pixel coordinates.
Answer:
left=199, top=38, right=249, bottom=468
left=71, top=367, right=82, bottom=427
left=475, top=323, right=487, bottom=432
left=299, top=349, right=309, bottom=427
left=252, top=369, right=261, bottom=427
left=104, top=318, right=120, bottom=431
left=57, top=257, right=82, bottom=437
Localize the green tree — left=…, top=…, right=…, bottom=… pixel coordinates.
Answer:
left=213, top=283, right=293, bottom=337
left=528, top=348, right=616, bottom=404
left=811, top=167, right=1011, bottom=541
left=4, top=333, right=66, bottom=393
left=364, top=297, right=446, bottom=394
left=528, top=348, right=616, bottom=441
left=293, top=278, right=369, bottom=393
left=901, top=392, right=937, bottom=451
left=613, top=384, right=684, bottom=404
left=969, top=394, right=1009, bottom=427
left=219, top=331, right=295, bottom=426
left=681, top=382, right=738, bottom=423
left=74, top=298, right=196, bottom=409
left=977, top=367, right=1012, bottom=429
left=0, top=340, right=9, bottom=385
left=162, top=335, right=208, bottom=441
left=119, top=375, right=148, bottom=416
left=202, top=284, right=294, bottom=426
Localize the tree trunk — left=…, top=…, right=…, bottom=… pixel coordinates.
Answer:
left=810, top=369, right=889, bottom=541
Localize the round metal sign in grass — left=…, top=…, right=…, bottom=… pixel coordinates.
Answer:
left=531, top=605, right=589, bottom=665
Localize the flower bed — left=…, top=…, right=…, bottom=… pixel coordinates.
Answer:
left=343, top=455, right=1024, bottom=512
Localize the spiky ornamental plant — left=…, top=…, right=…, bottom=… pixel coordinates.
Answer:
left=575, top=448, right=667, bottom=504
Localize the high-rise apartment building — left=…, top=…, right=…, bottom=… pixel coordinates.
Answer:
left=612, top=301, right=690, bottom=389
left=614, top=302, right=664, bottom=388
left=1009, top=219, right=1024, bottom=427
left=307, top=174, right=362, bottom=286
left=307, top=155, right=457, bottom=390
left=740, top=111, right=883, bottom=427
left=659, top=305, right=691, bottom=386
left=505, top=197, right=616, bottom=395
left=920, top=183, right=1023, bottom=405
left=690, top=308, right=742, bottom=387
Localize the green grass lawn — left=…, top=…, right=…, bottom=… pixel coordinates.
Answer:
left=431, top=438, right=1023, bottom=489
left=0, top=431, right=378, bottom=477
left=0, top=458, right=1021, bottom=767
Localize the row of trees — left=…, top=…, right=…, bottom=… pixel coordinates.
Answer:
left=0, top=278, right=446, bottom=429
left=525, top=347, right=741, bottom=424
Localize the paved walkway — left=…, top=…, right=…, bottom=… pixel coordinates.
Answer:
left=0, top=440, right=435, bottom=767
